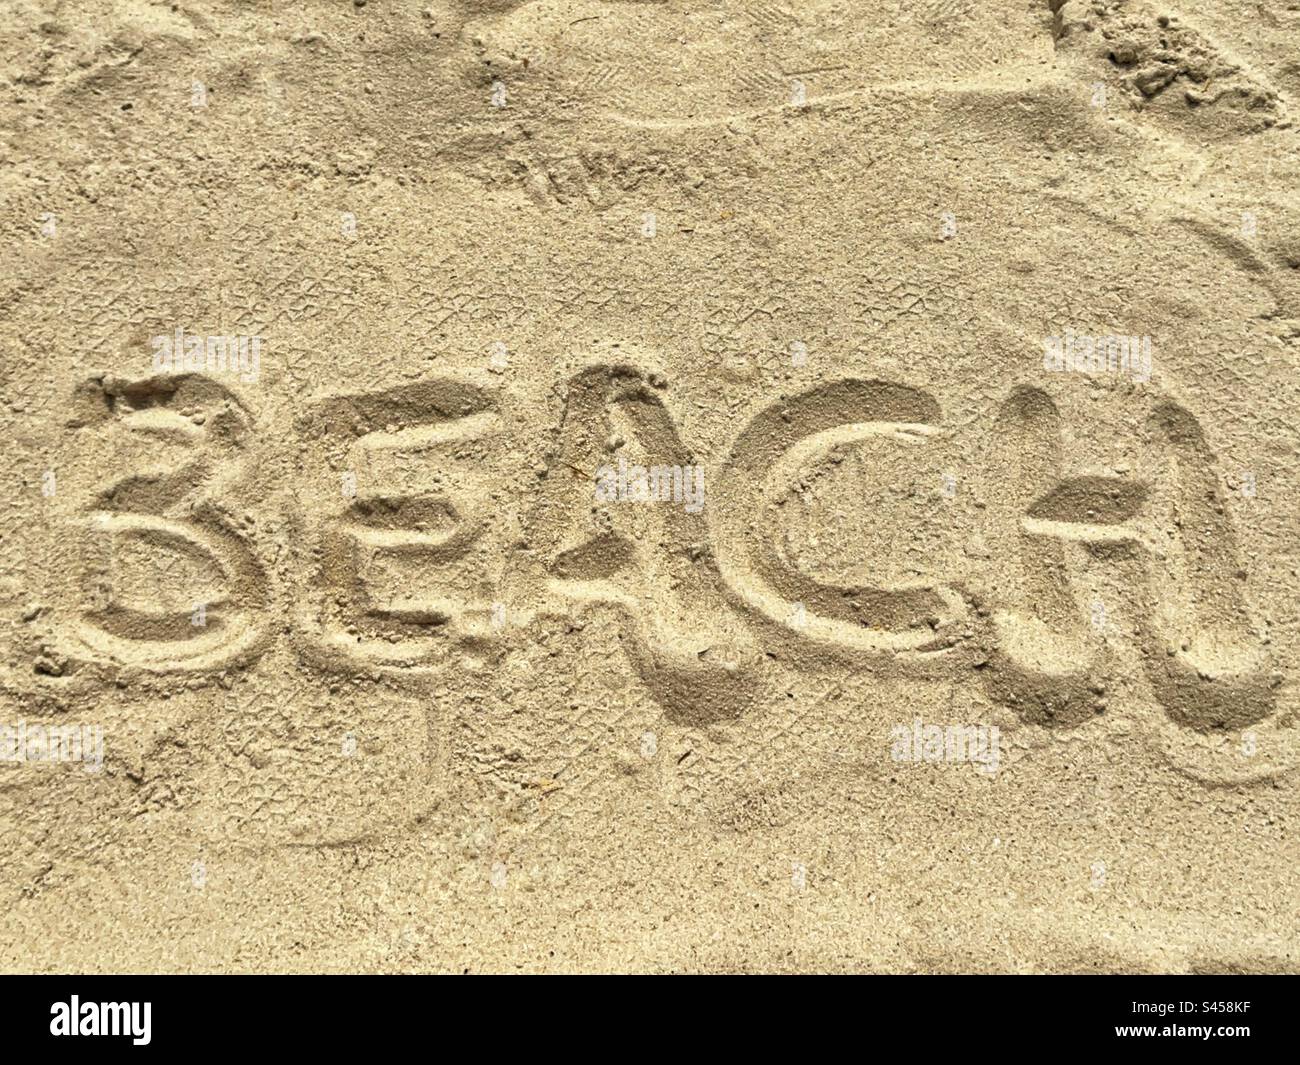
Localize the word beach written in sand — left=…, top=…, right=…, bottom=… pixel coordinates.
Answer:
left=27, top=365, right=1284, bottom=774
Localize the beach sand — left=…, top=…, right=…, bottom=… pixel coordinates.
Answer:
left=1, top=0, right=1297, bottom=972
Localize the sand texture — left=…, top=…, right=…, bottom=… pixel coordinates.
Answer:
left=1, top=0, right=1298, bottom=972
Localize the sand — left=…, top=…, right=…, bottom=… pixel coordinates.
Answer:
left=0, top=0, right=1297, bottom=973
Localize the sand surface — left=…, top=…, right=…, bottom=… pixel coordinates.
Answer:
left=1, top=0, right=1298, bottom=973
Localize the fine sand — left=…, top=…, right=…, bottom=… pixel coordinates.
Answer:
left=1, top=0, right=1298, bottom=972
